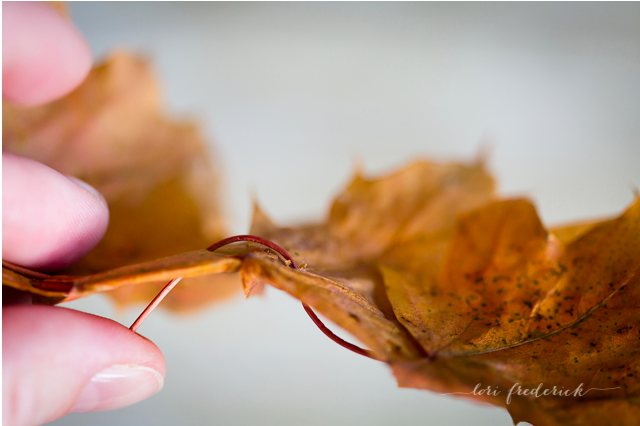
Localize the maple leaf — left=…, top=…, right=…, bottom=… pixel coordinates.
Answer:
left=245, top=164, right=640, bottom=426
left=5, top=156, right=636, bottom=425
left=389, top=198, right=640, bottom=425
left=2, top=52, right=238, bottom=311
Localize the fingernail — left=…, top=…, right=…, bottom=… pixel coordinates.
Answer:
left=67, top=176, right=107, bottom=206
left=72, top=364, right=164, bottom=413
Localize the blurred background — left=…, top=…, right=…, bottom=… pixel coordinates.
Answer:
left=52, top=2, right=639, bottom=425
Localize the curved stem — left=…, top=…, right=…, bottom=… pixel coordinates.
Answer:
left=207, top=235, right=297, bottom=268
left=302, top=304, right=376, bottom=359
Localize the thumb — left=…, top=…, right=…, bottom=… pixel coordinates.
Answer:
left=2, top=305, right=166, bottom=426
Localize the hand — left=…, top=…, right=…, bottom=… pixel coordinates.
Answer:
left=2, top=3, right=166, bottom=425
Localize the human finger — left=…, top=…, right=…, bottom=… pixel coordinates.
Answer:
left=2, top=153, right=109, bottom=271
left=2, top=1, right=92, bottom=106
left=2, top=305, right=166, bottom=426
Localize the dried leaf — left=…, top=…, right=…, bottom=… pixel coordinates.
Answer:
left=2, top=52, right=236, bottom=311
left=245, top=163, right=639, bottom=425
left=390, top=198, right=639, bottom=424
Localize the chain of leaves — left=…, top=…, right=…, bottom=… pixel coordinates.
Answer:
left=113, top=235, right=373, bottom=359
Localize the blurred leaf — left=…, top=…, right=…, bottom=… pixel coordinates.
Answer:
left=2, top=52, right=237, bottom=311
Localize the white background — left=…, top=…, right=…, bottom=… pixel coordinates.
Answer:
left=50, top=3, right=639, bottom=426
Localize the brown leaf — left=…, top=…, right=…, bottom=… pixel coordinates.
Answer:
left=391, top=198, right=639, bottom=425
left=2, top=52, right=235, bottom=311
left=246, top=162, right=639, bottom=425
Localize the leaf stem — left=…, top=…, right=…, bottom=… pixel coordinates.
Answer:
left=302, top=304, right=376, bottom=359
left=2, top=260, right=50, bottom=279
left=2, top=261, right=73, bottom=293
left=129, top=277, right=182, bottom=333
left=207, top=235, right=297, bottom=268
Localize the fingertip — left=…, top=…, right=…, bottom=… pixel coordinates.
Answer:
left=2, top=153, right=109, bottom=270
left=2, top=1, right=92, bottom=106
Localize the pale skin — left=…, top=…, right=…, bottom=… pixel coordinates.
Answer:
left=2, top=3, right=166, bottom=425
